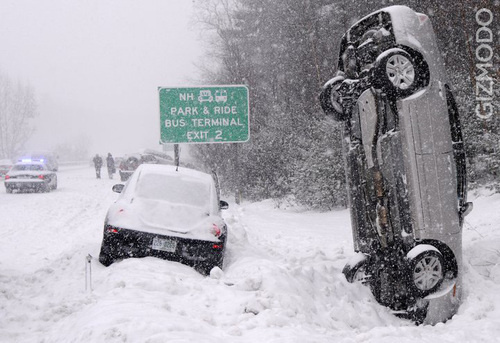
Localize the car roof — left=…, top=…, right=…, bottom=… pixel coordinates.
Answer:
left=15, top=160, right=45, bottom=164
left=14, top=161, right=46, bottom=166
left=135, top=164, right=213, bottom=183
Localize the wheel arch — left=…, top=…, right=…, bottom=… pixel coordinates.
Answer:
left=418, top=239, right=458, bottom=278
left=374, top=45, right=430, bottom=98
left=396, top=44, right=431, bottom=90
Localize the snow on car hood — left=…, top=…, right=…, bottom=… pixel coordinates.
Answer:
left=106, top=197, right=224, bottom=241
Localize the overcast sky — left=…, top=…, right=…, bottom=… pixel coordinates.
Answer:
left=0, top=0, right=203, bottom=157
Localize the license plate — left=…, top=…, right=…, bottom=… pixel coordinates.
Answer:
left=151, top=237, right=177, bottom=252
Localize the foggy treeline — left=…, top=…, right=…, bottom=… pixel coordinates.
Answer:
left=0, top=71, right=37, bottom=160
left=192, top=0, right=500, bottom=209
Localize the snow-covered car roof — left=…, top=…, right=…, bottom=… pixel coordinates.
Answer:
left=121, top=164, right=217, bottom=209
left=134, top=164, right=213, bottom=183
left=10, top=162, right=50, bottom=172
left=108, top=164, right=221, bottom=238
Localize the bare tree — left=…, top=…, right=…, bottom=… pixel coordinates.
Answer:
left=0, top=71, right=38, bottom=159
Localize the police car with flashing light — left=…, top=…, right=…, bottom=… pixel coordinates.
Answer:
left=4, top=161, right=57, bottom=193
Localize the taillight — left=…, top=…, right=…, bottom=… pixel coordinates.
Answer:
left=211, top=224, right=221, bottom=237
left=212, top=244, right=223, bottom=249
left=5, top=175, right=9, bottom=180
left=106, top=226, right=120, bottom=234
left=417, top=13, right=428, bottom=24
left=38, top=175, right=44, bottom=180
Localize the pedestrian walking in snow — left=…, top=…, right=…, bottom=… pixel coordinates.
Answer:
left=106, top=153, right=116, bottom=179
left=93, top=154, right=103, bottom=179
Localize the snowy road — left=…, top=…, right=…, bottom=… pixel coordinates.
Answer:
left=1, top=166, right=499, bottom=342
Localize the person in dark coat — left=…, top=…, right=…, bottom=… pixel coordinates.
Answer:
left=106, top=153, right=116, bottom=179
left=93, top=154, right=103, bottom=179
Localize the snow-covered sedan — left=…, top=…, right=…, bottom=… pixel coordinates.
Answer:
left=99, top=164, right=229, bottom=274
left=4, top=162, right=58, bottom=193
left=320, top=5, right=472, bottom=324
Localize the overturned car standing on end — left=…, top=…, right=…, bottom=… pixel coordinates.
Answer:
left=320, top=5, right=472, bottom=324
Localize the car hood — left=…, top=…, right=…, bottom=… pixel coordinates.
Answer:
left=106, top=197, right=225, bottom=241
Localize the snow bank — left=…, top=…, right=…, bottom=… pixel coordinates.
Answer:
left=1, top=168, right=500, bottom=342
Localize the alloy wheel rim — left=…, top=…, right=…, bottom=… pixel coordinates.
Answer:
left=413, top=255, right=443, bottom=291
left=330, top=90, right=344, bottom=114
left=386, top=54, right=415, bottom=90
left=353, top=266, right=368, bottom=283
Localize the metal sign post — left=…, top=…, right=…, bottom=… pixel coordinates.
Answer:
left=174, top=144, right=179, bottom=170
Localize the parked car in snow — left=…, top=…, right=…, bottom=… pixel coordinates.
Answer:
left=118, top=152, right=173, bottom=182
left=99, top=164, right=229, bottom=274
left=319, top=5, right=472, bottom=324
left=0, top=159, right=13, bottom=179
left=4, top=162, right=58, bottom=193
left=17, top=151, right=58, bottom=172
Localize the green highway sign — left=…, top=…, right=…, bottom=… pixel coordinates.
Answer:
left=158, top=85, right=250, bottom=144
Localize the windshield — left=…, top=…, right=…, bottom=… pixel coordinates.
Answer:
left=13, top=164, right=44, bottom=171
left=135, top=173, right=211, bottom=208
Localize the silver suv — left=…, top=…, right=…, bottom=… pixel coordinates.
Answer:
left=320, top=5, right=472, bottom=324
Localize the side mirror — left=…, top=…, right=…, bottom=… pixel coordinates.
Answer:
left=112, top=184, right=125, bottom=193
left=220, top=200, right=229, bottom=210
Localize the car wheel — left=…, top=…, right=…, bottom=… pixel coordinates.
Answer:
left=39, top=183, right=49, bottom=193
left=406, top=245, right=445, bottom=297
left=99, top=238, right=122, bottom=267
left=6, top=186, right=13, bottom=194
left=320, top=75, right=347, bottom=121
left=198, top=252, right=224, bottom=276
left=99, top=241, right=118, bottom=267
left=343, top=253, right=370, bottom=283
left=119, top=172, right=127, bottom=182
left=52, top=176, right=58, bottom=190
left=374, top=48, right=427, bottom=98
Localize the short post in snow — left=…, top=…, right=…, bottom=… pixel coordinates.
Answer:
left=85, top=254, right=93, bottom=292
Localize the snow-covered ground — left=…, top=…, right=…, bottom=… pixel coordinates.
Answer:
left=1, top=166, right=499, bottom=342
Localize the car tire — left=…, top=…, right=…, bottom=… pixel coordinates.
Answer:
left=374, top=48, right=428, bottom=98
left=406, top=244, right=445, bottom=297
left=320, top=75, right=347, bottom=121
left=39, top=183, right=49, bottom=193
left=343, top=253, right=370, bottom=283
left=198, top=251, right=224, bottom=276
left=6, top=186, right=13, bottom=194
left=52, top=176, right=58, bottom=190
left=119, top=172, right=127, bottom=182
left=99, top=243, right=117, bottom=267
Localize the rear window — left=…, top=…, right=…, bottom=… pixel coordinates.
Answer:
left=13, top=164, right=44, bottom=171
left=136, top=173, right=211, bottom=208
